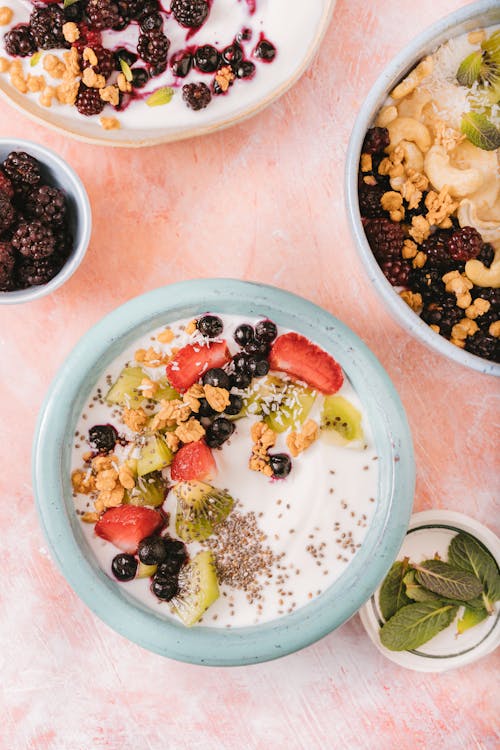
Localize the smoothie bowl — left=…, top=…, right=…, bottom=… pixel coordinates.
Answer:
left=33, top=280, right=414, bottom=665
left=346, top=1, right=500, bottom=375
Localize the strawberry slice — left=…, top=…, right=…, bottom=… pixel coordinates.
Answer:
left=95, top=506, right=164, bottom=553
left=166, top=339, right=231, bottom=392
left=269, top=333, right=344, bottom=394
left=171, top=441, right=217, bottom=481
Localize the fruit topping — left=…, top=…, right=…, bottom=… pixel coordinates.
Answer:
left=194, top=44, right=220, bottom=73
left=447, top=226, right=483, bottom=263
left=4, top=24, right=36, bottom=58
left=174, top=480, right=233, bottom=542
left=254, top=319, right=278, bottom=343
left=224, top=393, right=243, bottom=416
left=26, top=185, right=67, bottom=226
left=202, top=367, right=231, bottom=390
left=166, top=339, right=231, bottom=392
left=137, top=561, right=158, bottom=579
left=106, top=366, right=147, bottom=408
left=137, top=29, right=170, bottom=65
left=30, top=4, right=68, bottom=50
left=138, top=534, right=170, bottom=565
left=320, top=395, right=364, bottom=445
left=95, top=505, right=164, bottom=553
left=233, top=323, right=254, bottom=347
left=156, top=539, right=188, bottom=574
left=171, top=550, right=219, bottom=626
left=88, top=424, right=118, bottom=453
left=171, top=440, right=217, bottom=481
left=151, top=572, right=179, bottom=601
left=12, top=221, right=55, bottom=260
left=171, top=0, right=209, bottom=29
left=111, top=553, right=138, bottom=581
left=204, top=417, right=235, bottom=448
left=363, top=218, right=405, bottom=262
left=3, top=152, right=41, bottom=188
left=75, top=84, right=106, bottom=116
left=269, top=453, right=292, bottom=479
left=362, top=127, right=390, bottom=155
left=269, top=333, right=344, bottom=395
left=254, top=39, right=276, bottom=62
left=137, top=435, right=173, bottom=476
left=126, top=471, right=167, bottom=507
left=197, top=314, right=223, bottom=338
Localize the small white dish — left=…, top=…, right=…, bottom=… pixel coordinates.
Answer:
left=359, top=510, right=500, bottom=672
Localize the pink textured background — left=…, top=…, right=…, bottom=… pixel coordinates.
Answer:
left=0, top=1, right=499, bottom=748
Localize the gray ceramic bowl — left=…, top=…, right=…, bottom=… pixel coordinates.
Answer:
left=345, top=0, right=500, bottom=377
left=0, top=138, right=91, bottom=304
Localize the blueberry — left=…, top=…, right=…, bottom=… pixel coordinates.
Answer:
left=141, top=13, right=163, bottom=32
left=254, top=40, right=276, bottom=62
left=222, top=42, right=243, bottom=65
left=198, top=397, right=217, bottom=418
left=254, top=359, right=270, bottom=377
left=238, top=28, right=252, bottom=42
left=203, top=367, right=231, bottom=390
left=234, top=60, right=256, bottom=79
left=194, top=45, right=220, bottom=73
left=157, top=539, right=187, bottom=575
left=197, top=314, right=223, bottom=338
left=111, top=553, right=137, bottom=582
left=224, top=393, right=243, bottom=416
left=232, top=352, right=251, bottom=373
left=151, top=574, right=179, bottom=601
left=63, top=1, right=85, bottom=21
left=171, top=52, right=193, bottom=78
left=233, top=323, right=254, bottom=347
left=255, top=319, right=277, bottom=343
left=89, top=424, right=117, bottom=453
left=231, top=371, right=252, bottom=389
left=132, top=68, right=149, bottom=88
left=270, top=453, right=292, bottom=478
left=205, top=417, right=235, bottom=448
left=245, top=340, right=270, bottom=357
left=114, top=48, right=138, bottom=69
left=138, top=535, right=169, bottom=565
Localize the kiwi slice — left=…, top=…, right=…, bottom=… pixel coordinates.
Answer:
left=320, top=395, right=364, bottom=445
left=137, top=435, right=173, bottom=476
left=151, top=378, right=180, bottom=402
left=171, top=550, right=219, bottom=626
left=126, top=471, right=167, bottom=507
left=174, top=481, right=233, bottom=542
left=137, top=562, right=157, bottom=579
left=242, top=376, right=316, bottom=433
left=106, top=366, right=147, bottom=408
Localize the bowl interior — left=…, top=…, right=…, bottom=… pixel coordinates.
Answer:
left=33, top=280, right=414, bottom=665
left=0, top=138, right=91, bottom=303
left=345, top=0, right=500, bottom=376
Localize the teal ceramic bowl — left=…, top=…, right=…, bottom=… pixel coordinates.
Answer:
left=33, top=280, right=414, bottom=665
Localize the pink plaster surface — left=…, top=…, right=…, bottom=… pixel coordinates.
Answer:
left=0, top=1, right=499, bottom=748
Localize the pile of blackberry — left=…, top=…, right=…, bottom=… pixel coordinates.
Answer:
left=2, top=1, right=277, bottom=115
left=358, top=127, right=500, bottom=363
left=0, top=151, right=72, bottom=292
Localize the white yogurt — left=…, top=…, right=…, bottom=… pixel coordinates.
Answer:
left=71, top=314, right=378, bottom=628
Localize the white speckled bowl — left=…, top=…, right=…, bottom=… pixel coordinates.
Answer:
left=345, top=1, right=500, bottom=376
left=0, top=138, right=91, bottom=304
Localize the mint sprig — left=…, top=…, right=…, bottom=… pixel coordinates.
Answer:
left=380, top=601, right=458, bottom=652
left=461, top=112, right=500, bottom=151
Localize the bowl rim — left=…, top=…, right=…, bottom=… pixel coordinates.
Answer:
left=0, top=137, right=92, bottom=304
left=32, top=279, right=415, bottom=666
left=344, top=0, right=500, bottom=377
left=0, top=0, right=337, bottom=148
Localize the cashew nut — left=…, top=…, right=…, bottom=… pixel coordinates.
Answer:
left=396, top=88, right=433, bottom=120
left=457, top=199, right=500, bottom=244
left=451, top=141, right=499, bottom=210
left=389, top=141, right=425, bottom=191
left=424, top=145, right=483, bottom=197
left=376, top=105, right=398, bottom=128
left=386, top=117, right=432, bottom=153
left=465, top=247, right=500, bottom=288
left=390, top=57, right=433, bottom=100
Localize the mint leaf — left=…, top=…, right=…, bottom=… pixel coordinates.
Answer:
left=456, top=50, right=484, bottom=87
left=379, top=559, right=412, bottom=620
left=415, top=560, right=483, bottom=601
left=457, top=605, right=489, bottom=635
left=460, top=112, right=500, bottom=151
left=403, top=570, right=441, bottom=602
left=380, top=601, right=458, bottom=651
left=448, top=532, right=500, bottom=613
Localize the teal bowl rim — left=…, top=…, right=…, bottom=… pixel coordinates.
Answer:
left=345, top=0, right=500, bottom=377
left=32, top=279, right=415, bottom=666
left=0, top=137, right=92, bottom=305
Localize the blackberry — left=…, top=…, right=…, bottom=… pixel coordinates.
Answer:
left=4, top=24, right=36, bottom=57
left=464, top=331, right=500, bottom=362
left=137, top=0, right=160, bottom=19
left=358, top=183, right=387, bottom=218
left=30, top=5, right=68, bottom=50
left=421, top=297, right=463, bottom=337
left=3, top=151, right=41, bottom=188
left=171, top=0, right=209, bottom=29
left=0, top=193, right=15, bottom=234
left=0, top=241, right=15, bottom=289
left=402, top=192, right=428, bottom=222
left=422, top=229, right=453, bottom=268
left=380, top=258, right=411, bottom=286
left=362, top=127, right=389, bottom=155
left=472, top=286, right=500, bottom=309
left=137, top=30, right=170, bottom=64
left=83, top=45, right=115, bottom=79
left=476, top=309, right=499, bottom=334
left=447, top=226, right=482, bottom=262
left=182, top=82, right=212, bottom=110
left=0, top=170, right=14, bottom=199
left=87, top=0, right=125, bottom=30
left=52, top=224, right=73, bottom=258
left=26, top=185, right=66, bottom=226
left=363, top=217, right=404, bottom=262
left=75, top=84, right=105, bottom=116
left=148, top=60, right=167, bottom=77
left=16, top=254, right=63, bottom=287
left=63, top=1, right=87, bottom=22
left=127, top=0, right=148, bottom=18
left=408, top=267, right=446, bottom=303
left=476, top=243, right=495, bottom=267
left=194, top=45, right=220, bottom=73
left=12, top=220, right=55, bottom=260
left=140, top=13, right=163, bottom=32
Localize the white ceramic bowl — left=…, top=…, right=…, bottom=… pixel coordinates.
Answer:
left=0, top=138, right=91, bottom=304
left=345, top=1, right=500, bottom=377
